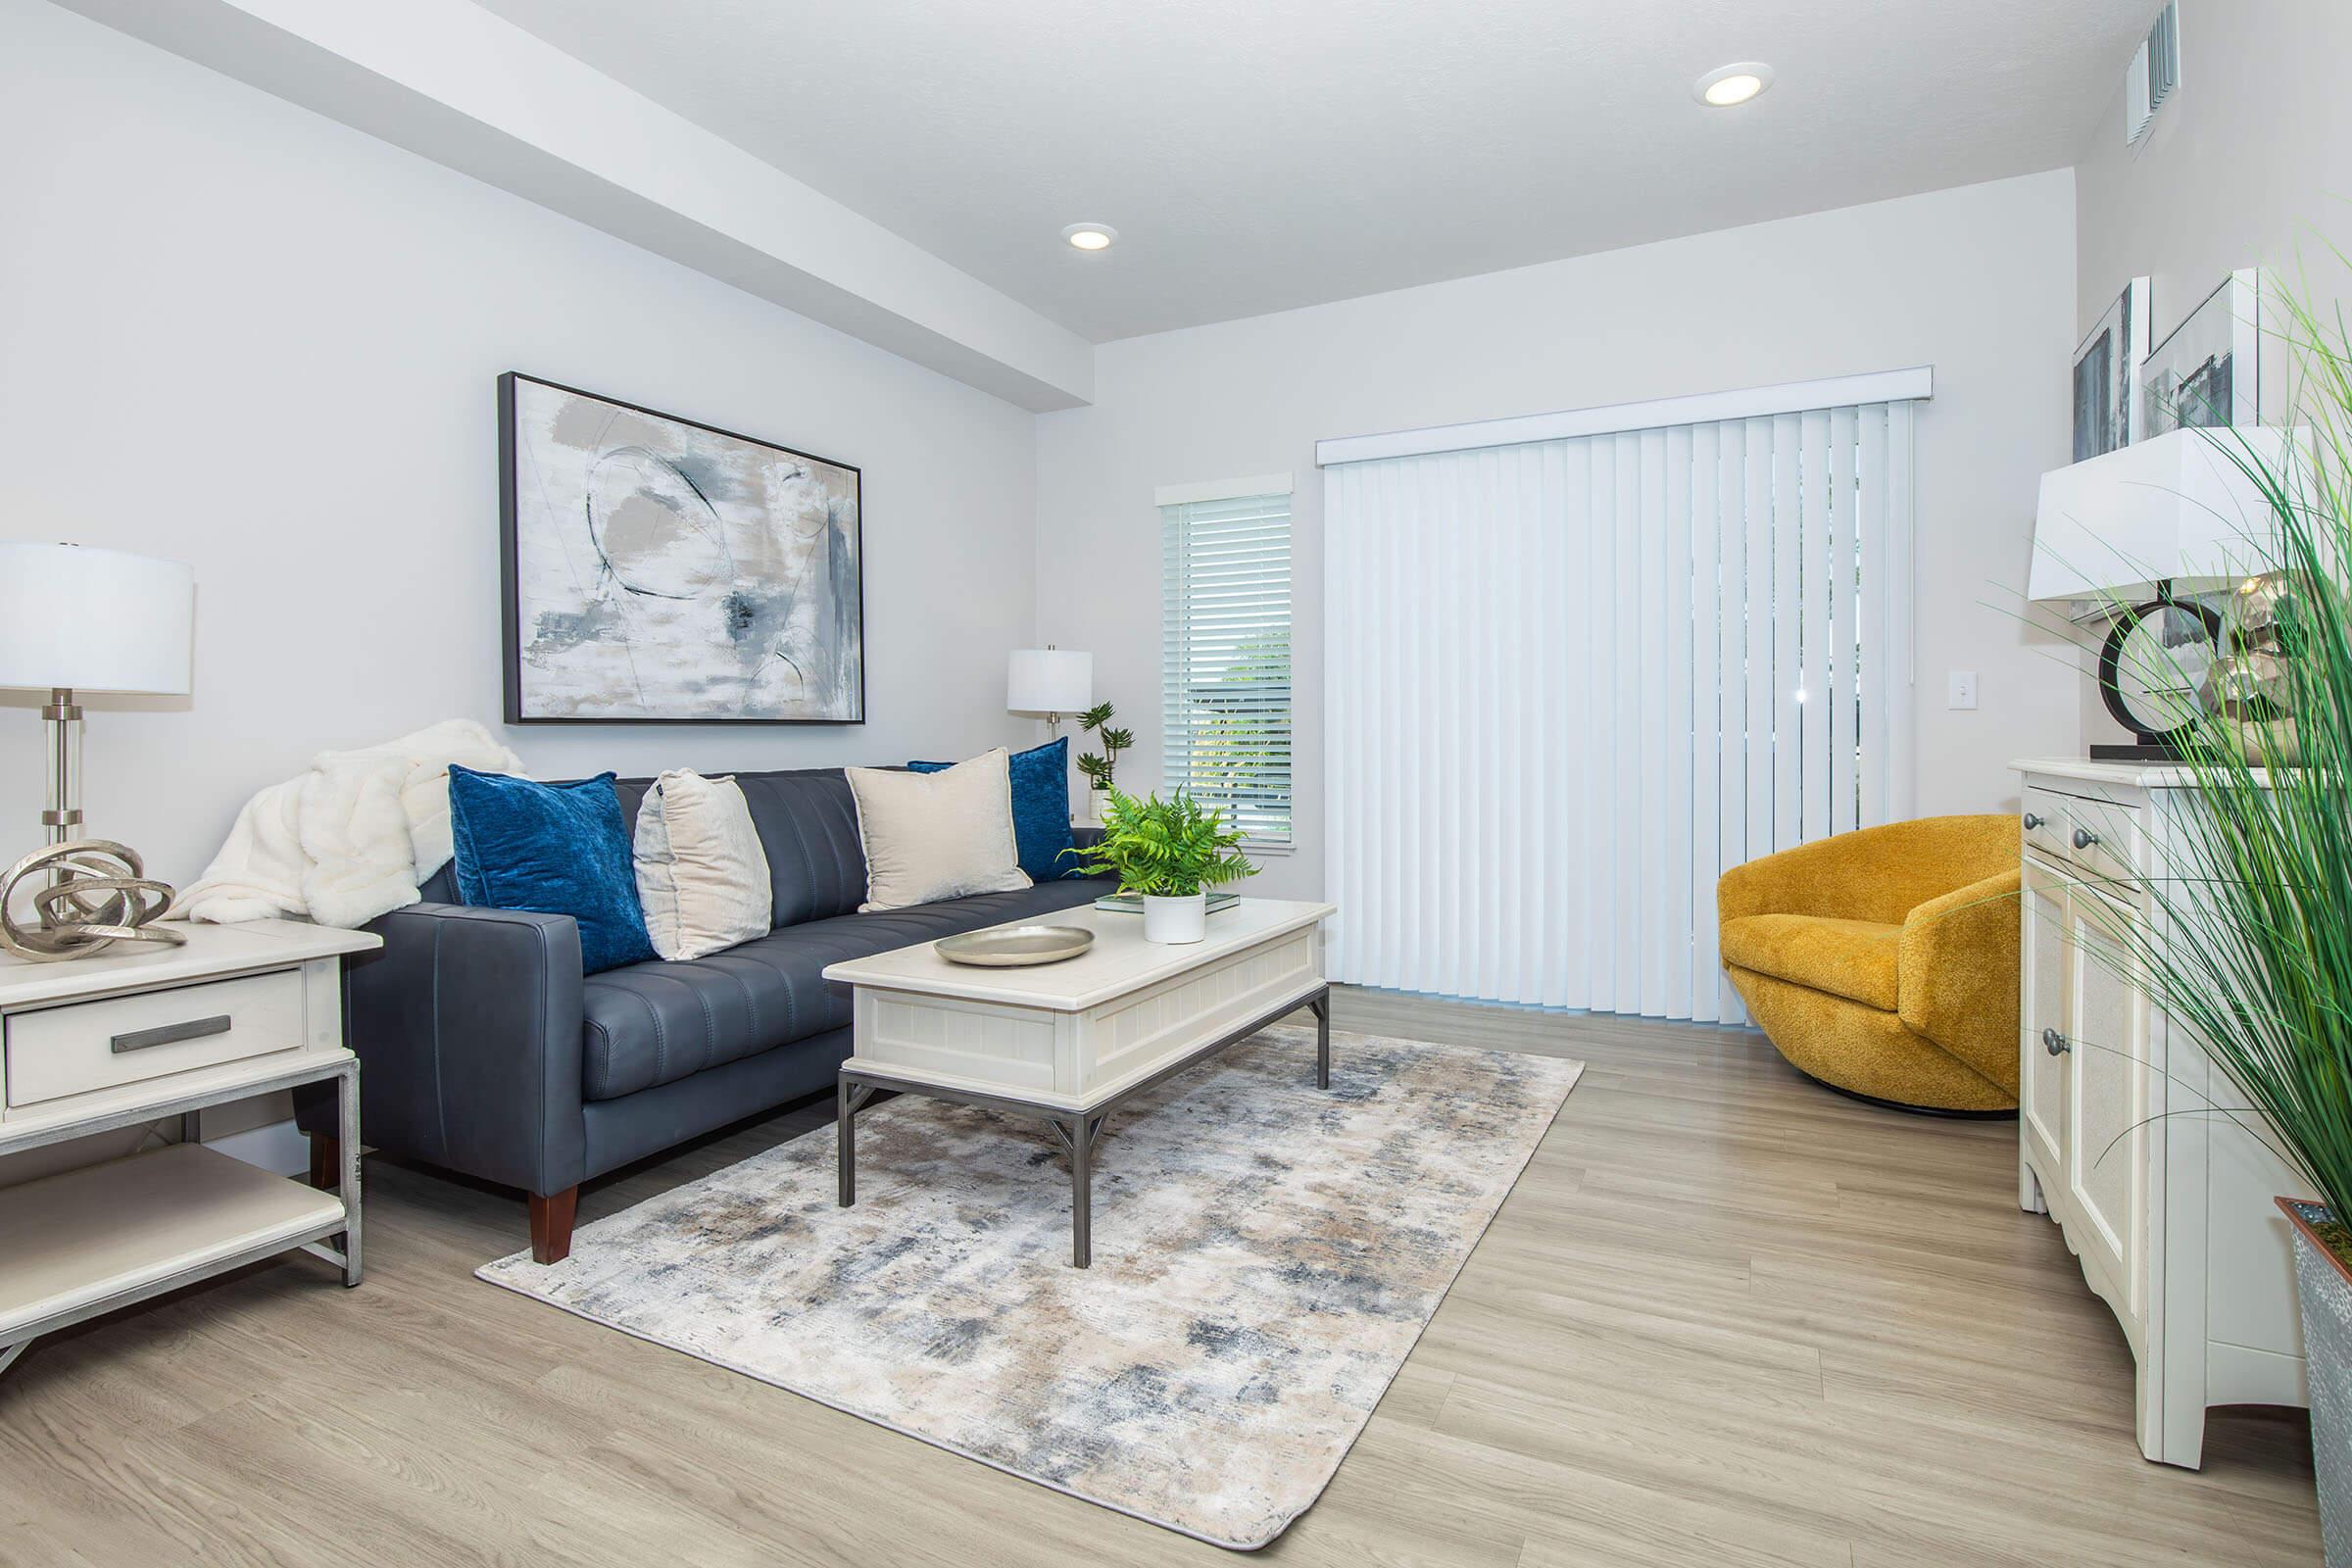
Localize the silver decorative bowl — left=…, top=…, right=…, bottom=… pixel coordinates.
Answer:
left=934, top=925, right=1095, bottom=967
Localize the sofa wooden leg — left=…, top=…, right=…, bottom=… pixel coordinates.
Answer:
left=308, top=1133, right=339, bottom=1192
left=529, top=1187, right=578, bottom=1265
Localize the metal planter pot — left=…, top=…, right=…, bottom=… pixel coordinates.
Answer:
left=2281, top=1198, right=2352, bottom=1565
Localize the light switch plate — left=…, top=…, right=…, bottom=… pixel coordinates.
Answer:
left=1947, top=670, right=1979, bottom=710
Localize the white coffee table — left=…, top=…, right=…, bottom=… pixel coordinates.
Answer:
left=822, top=897, right=1336, bottom=1266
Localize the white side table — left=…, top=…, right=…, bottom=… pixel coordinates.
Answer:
left=0, top=919, right=381, bottom=1378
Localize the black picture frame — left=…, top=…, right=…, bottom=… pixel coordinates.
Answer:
left=498, top=371, right=866, bottom=726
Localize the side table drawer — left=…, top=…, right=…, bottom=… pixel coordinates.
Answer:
left=5, top=970, right=306, bottom=1109
left=2065, top=794, right=2142, bottom=888
left=2021, top=785, right=2072, bottom=862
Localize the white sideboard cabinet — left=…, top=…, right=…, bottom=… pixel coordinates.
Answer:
left=2014, top=759, right=2311, bottom=1467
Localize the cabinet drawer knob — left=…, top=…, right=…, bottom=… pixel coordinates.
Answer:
left=2022, top=811, right=2044, bottom=830
left=111, top=1014, right=232, bottom=1054
left=2072, top=827, right=2099, bottom=851
left=2042, top=1027, right=2071, bottom=1056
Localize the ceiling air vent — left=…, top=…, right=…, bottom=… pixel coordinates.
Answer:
left=2126, top=1, right=2180, bottom=146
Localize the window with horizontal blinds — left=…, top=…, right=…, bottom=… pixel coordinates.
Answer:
left=1323, top=398, right=1917, bottom=1021
left=1161, top=492, right=1294, bottom=849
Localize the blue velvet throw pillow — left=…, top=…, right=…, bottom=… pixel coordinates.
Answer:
left=908, top=737, right=1078, bottom=881
left=447, top=765, right=658, bottom=974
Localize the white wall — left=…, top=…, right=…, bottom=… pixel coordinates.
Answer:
left=0, top=0, right=1046, bottom=1184
left=1036, top=171, right=2082, bottom=901
left=2075, top=0, right=2352, bottom=390
left=50, top=0, right=1097, bottom=410
left=2072, top=0, right=2352, bottom=746
left=0, top=0, right=1042, bottom=890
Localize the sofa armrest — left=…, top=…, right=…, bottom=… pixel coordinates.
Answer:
left=1898, top=868, right=2022, bottom=1089
left=302, top=902, right=588, bottom=1198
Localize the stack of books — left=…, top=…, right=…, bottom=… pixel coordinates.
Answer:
left=1092, top=891, right=1242, bottom=914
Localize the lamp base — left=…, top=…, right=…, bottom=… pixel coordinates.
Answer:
left=8, top=696, right=181, bottom=960
left=41, top=686, right=83, bottom=845
left=2088, top=741, right=2187, bottom=762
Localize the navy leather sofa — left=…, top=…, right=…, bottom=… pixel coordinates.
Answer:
left=300, top=765, right=1105, bottom=1262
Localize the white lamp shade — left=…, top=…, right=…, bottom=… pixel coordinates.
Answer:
left=1006, top=648, right=1092, bottom=713
left=2029, top=427, right=2306, bottom=606
left=0, top=542, right=195, bottom=694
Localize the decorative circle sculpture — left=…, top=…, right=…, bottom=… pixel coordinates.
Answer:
left=2097, top=596, right=2223, bottom=746
left=0, top=839, right=184, bottom=961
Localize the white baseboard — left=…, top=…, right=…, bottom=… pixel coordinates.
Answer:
left=205, top=1116, right=309, bottom=1177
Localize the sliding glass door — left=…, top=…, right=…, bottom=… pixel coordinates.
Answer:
left=1322, top=398, right=1917, bottom=1021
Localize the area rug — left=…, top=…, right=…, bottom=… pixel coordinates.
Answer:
left=477, top=1025, right=1581, bottom=1549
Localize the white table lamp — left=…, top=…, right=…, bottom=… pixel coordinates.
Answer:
left=2030, top=427, right=2307, bottom=758
left=0, top=542, right=195, bottom=959
left=2029, top=426, right=2300, bottom=608
left=1006, top=647, right=1093, bottom=736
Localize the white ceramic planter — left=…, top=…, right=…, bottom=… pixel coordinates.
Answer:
left=1142, top=893, right=1207, bottom=945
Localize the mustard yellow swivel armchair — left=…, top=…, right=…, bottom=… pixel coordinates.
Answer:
left=1716, top=815, right=2021, bottom=1113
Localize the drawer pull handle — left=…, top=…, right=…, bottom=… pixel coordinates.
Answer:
left=2022, top=811, right=2044, bottom=830
left=111, top=1015, right=232, bottom=1054
left=2072, top=827, right=2099, bottom=851
left=2043, top=1027, right=2071, bottom=1056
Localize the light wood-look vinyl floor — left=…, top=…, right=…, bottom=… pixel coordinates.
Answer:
left=0, top=990, right=2322, bottom=1566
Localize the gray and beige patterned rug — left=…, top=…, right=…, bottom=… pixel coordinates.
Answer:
left=478, top=1025, right=1582, bottom=1549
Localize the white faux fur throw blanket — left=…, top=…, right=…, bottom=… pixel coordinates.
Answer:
left=175, top=719, right=523, bottom=928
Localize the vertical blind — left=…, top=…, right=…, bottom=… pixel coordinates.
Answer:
left=1323, top=399, right=1917, bottom=1021
left=1161, top=492, right=1294, bottom=848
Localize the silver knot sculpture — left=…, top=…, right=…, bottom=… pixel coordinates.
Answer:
left=0, top=839, right=185, bottom=961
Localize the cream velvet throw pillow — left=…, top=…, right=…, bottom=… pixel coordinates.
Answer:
left=633, top=770, right=773, bottom=960
left=846, top=750, right=1032, bottom=911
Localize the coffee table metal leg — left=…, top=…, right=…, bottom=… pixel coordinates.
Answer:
left=1071, top=1114, right=1094, bottom=1268
left=1310, top=987, right=1332, bottom=1089
left=838, top=1079, right=856, bottom=1206
left=837, top=1079, right=876, bottom=1207
left=1050, top=1111, right=1104, bottom=1268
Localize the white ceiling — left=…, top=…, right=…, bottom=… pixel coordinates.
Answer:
left=475, top=0, right=2154, bottom=344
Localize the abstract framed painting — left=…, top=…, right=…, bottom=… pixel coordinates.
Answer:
left=2144, top=270, right=2262, bottom=437
left=2072, top=275, right=2149, bottom=463
left=499, top=372, right=864, bottom=724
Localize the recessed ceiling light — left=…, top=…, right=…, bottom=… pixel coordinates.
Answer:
left=1063, top=222, right=1117, bottom=251
left=1694, top=62, right=1773, bottom=107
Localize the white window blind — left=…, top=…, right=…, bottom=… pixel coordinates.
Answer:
left=1323, top=395, right=1918, bottom=1021
left=1161, top=491, right=1294, bottom=849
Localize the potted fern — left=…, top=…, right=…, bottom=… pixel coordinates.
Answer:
left=1066, top=786, right=1253, bottom=943
left=2062, top=282, right=2352, bottom=1555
